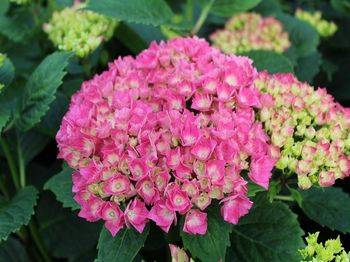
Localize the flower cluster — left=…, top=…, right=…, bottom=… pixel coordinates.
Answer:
left=255, top=72, right=350, bottom=189
left=299, top=232, right=350, bottom=262
left=296, top=9, right=337, bottom=38
left=43, top=2, right=117, bottom=58
left=56, top=37, right=277, bottom=236
left=210, top=13, right=290, bottom=54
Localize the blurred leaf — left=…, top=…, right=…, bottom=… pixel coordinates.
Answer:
left=0, top=236, right=29, bottom=262
left=0, top=1, right=9, bottom=15
left=97, top=226, right=149, bottom=262
left=37, top=194, right=100, bottom=259
left=0, top=9, right=35, bottom=42
left=87, top=0, right=174, bottom=26
left=0, top=56, right=15, bottom=88
left=36, top=92, right=69, bottom=137
left=322, top=59, right=338, bottom=82
left=331, top=0, right=350, bottom=15
left=127, top=23, right=165, bottom=44
left=0, top=186, right=38, bottom=241
left=253, top=0, right=282, bottom=16
left=44, top=166, right=79, bottom=210
left=0, top=107, right=10, bottom=133
left=19, top=130, right=50, bottom=165
left=295, top=51, right=322, bottom=83
left=277, top=14, right=319, bottom=58
left=300, top=187, right=350, bottom=233
left=16, top=51, right=72, bottom=131
left=181, top=205, right=232, bottom=262
left=115, top=23, right=148, bottom=54
left=243, top=51, right=294, bottom=74
left=203, top=0, right=262, bottom=17
left=228, top=195, right=304, bottom=262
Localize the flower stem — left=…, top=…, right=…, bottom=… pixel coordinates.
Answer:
left=274, top=195, right=294, bottom=202
left=0, top=136, right=20, bottom=190
left=191, top=0, right=215, bottom=35
left=29, top=221, right=52, bottom=262
left=16, top=132, right=26, bottom=188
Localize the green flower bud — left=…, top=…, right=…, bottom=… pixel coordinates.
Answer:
left=298, top=175, right=312, bottom=190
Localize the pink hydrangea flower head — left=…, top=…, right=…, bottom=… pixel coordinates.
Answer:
left=56, top=37, right=276, bottom=236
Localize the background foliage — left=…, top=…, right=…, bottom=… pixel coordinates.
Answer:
left=0, top=0, right=349, bottom=261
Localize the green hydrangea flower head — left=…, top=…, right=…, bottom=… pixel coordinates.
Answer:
left=296, top=9, right=337, bottom=38
left=299, top=232, right=350, bottom=262
left=210, top=12, right=290, bottom=54
left=43, top=2, right=118, bottom=58
left=255, top=72, right=350, bottom=189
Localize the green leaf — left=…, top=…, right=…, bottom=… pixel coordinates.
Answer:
left=0, top=236, right=29, bottom=262
left=16, top=51, right=72, bottom=131
left=300, top=187, right=350, bottom=233
left=331, top=0, right=350, bottom=15
left=87, top=0, right=174, bottom=26
left=97, top=226, right=150, bottom=262
left=44, top=166, right=79, bottom=210
left=253, top=0, right=283, bottom=16
left=247, top=182, right=266, bottom=197
left=277, top=14, right=319, bottom=58
left=37, top=194, right=100, bottom=260
left=295, top=52, right=322, bottom=83
left=0, top=10, right=35, bottom=42
left=0, top=57, right=15, bottom=87
left=180, top=206, right=232, bottom=262
left=205, top=0, right=262, bottom=17
left=115, top=23, right=148, bottom=54
left=0, top=186, right=38, bottom=241
left=243, top=51, right=294, bottom=74
left=0, top=0, right=9, bottom=15
left=0, top=107, right=10, bottom=133
left=288, top=187, right=303, bottom=208
left=228, top=195, right=304, bottom=262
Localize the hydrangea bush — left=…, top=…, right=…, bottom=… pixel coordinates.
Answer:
left=210, top=13, right=290, bottom=54
left=0, top=0, right=349, bottom=261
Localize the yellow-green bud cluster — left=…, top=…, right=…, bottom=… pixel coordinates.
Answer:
left=255, top=72, right=350, bottom=189
left=210, top=12, right=290, bottom=54
left=44, top=3, right=117, bottom=58
left=296, top=9, right=337, bottom=38
left=299, top=232, right=350, bottom=262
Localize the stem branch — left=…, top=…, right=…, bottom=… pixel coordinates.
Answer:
left=0, top=136, right=20, bottom=190
left=29, top=221, right=52, bottom=262
left=274, top=195, right=294, bottom=202
left=191, top=0, right=215, bottom=35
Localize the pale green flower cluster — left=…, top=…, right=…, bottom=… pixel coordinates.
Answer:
left=210, top=12, right=290, bottom=54
left=299, top=232, right=350, bottom=262
left=255, top=72, right=350, bottom=189
left=296, top=9, right=337, bottom=38
left=44, top=3, right=117, bottom=58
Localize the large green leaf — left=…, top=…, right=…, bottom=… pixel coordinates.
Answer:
left=331, top=0, right=350, bottom=15
left=0, top=236, right=29, bottom=262
left=97, top=226, right=149, bottom=262
left=300, top=187, right=350, bottom=233
left=44, top=166, right=79, bottom=210
left=204, top=0, right=262, bottom=17
left=243, top=51, right=294, bottom=74
left=228, top=195, right=304, bottom=262
left=277, top=14, right=319, bottom=58
left=0, top=57, right=15, bottom=88
left=0, top=10, right=35, bottom=42
left=87, top=0, right=174, bottom=26
left=16, top=51, right=72, bottom=131
left=180, top=206, right=232, bottom=262
left=0, top=186, right=38, bottom=241
left=295, top=51, right=322, bottom=83
left=37, top=194, right=100, bottom=260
